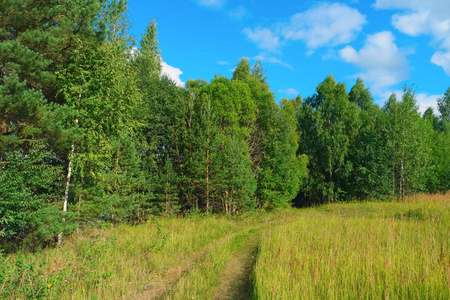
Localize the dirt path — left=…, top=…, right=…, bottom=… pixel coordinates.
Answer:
left=124, top=213, right=297, bottom=299
left=211, top=233, right=260, bottom=300
left=122, top=232, right=240, bottom=300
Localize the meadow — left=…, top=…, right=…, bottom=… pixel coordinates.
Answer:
left=1, top=194, right=449, bottom=299
left=254, top=194, right=450, bottom=299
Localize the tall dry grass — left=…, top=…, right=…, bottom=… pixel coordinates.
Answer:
left=0, top=215, right=243, bottom=299
left=253, top=194, right=450, bottom=299
left=0, top=208, right=299, bottom=299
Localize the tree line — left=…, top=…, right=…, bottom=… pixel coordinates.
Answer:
left=1, top=0, right=449, bottom=246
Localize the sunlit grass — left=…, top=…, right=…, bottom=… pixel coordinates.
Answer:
left=0, top=208, right=300, bottom=299
left=0, top=215, right=245, bottom=299
left=167, top=228, right=261, bottom=299
left=253, top=194, right=450, bottom=299
left=2, top=194, right=449, bottom=299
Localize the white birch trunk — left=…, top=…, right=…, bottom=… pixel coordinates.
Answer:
left=58, top=117, right=78, bottom=246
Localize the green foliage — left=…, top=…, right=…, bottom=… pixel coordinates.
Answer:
left=0, top=72, right=47, bottom=151
left=154, top=158, right=180, bottom=216
left=298, top=75, right=360, bottom=204
left=259, top=99, right=308, bottom=207
left=344, top=79, right=391, bottom=200
left=428, top=130, right=450, bottom=192
left=0, top=142, right=76, bottom=244
left=215, top=135, right=257, bottom=213
left=422, top=107, right=440, bottom=131
left=437, top=87, right=450, bottom=132
left=383, top=87, right=432, bottom=198
left=134, top=19, right=162, bottom=80
left=1, top=1, right=449, bottom=251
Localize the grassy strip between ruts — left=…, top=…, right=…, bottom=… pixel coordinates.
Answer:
left=165, top=229, right=255, bottom=299
left=253, top=194, right=450, bottom=299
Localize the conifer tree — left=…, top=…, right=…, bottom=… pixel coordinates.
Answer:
left=186, top=80, right=220, bottom=212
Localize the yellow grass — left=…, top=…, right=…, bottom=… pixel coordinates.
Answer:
left=253, top=194, right=450, bottom=299
left=2, top=194, right=449, bottom=299
left=0, top=216, right=243, bottom=299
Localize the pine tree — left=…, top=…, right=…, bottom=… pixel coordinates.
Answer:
left=215, top=135, right=256, bottom=214
left=153, top=158, right=180, bottom=216
left=186, top=80, right=220, bottom=212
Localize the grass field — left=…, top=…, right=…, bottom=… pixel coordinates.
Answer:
left=254, top=194, right=450, bottom=299
left=1, top=194, right=449, bottom=299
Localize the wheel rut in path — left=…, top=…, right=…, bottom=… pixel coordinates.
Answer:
left=121, top=232, right=239, bottom=300
left=212, top=232, right=260, bottom=300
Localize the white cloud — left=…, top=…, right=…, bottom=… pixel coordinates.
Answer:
left=195, top=0, right=225, bottom=9
left=392, top=11, right=430, bottom=36
left=161, top=61, right=185, bottom=88
left=374, top=0, right=450, bottom=74
left=340, top=31, right=409, bottom=92
left=227, top=6, right=247, bottom=19
left=416, top=93, right=442, bottom=115
left=281, top=3, right=366, bottom=49
left=252, top=54, right=292, bottom=69
left=378, top=90, right=442, bottom=115
left=431, top=51, right=450, bottom=75
left=217, top=61, right=230, bottom=65
left=243, top=28, right=280, bottom=53
left=279, top=88, right=299, bottom=95
left=242, top=3, right=365, bottom=60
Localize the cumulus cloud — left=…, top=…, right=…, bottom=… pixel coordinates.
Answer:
left=374, top=0, right=450, bottom=75
left=161, top=61, right=185, bottom=88
left=431, top=51, right=450, bottom=76
left=242, top=3, right=365, bottom=60
left=279, top=88, right=299, bottom=95
left=242, top=28, right=280, bottom=53
left=340, top=31, right=409, bottom=92
left=416, top=92, right=442, bottom=115
left=281, top=3, right=366, bottom=49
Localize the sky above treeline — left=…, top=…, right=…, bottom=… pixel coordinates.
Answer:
left=127, top=0, right=450, bottom=113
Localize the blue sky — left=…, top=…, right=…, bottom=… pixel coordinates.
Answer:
left=127, top=0, right=450, bottom=113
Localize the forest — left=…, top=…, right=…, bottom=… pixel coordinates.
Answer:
left=1, top=0, right=450, bottom=247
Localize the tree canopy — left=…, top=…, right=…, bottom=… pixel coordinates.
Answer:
left=1, top=2, right=448, bottom=248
